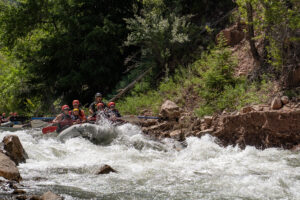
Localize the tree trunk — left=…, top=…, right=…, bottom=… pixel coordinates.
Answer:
left=246, top=2, right=260, bottom=62
left=109, top=67, right=152, bottom=102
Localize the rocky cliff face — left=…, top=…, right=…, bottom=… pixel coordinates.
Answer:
left=213, top=110, right=300, bottom=149
left=141, top=98, right=300, bottom=150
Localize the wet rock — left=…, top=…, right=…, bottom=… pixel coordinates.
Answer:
left=271, top=96, right=282, bottom=110
left=13, top=189, right=26, bottom=194
left=16, top=195, right=28, bottom=200
left=291, top=144, right=300, bottom=152
left=0, top=152, right=21, bottom=182
left=143, top=121, right=175, bottom=136
left=158, top=132, right=171, bottom=140
left=0, top=178, right=15, bottom=193
left=159, top=100, right=180, bottom=120
left=195, top=128, right=214, bottom=138
left=1, top=135, right=28, bottom=165
left=96, top=164, right=117, bottom=175
left=169, top=130, right=182, bottom=141
left=281, top=96, right=289, bottom=105
left=41, top=191, right=62, bottom=200
left=30, top=195, right=42, bottom=200
left=139, top=119, right=157, bottom=127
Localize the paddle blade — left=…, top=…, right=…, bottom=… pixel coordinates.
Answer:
left=42, top=126, right=57, bottom=134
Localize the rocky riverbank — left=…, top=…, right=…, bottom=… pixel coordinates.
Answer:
left=141, top=97, right=300, bottom=150
left=0, top=135, right=63, bottom=200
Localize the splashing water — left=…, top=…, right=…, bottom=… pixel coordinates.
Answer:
left=0, top=122, right=300, bottom=200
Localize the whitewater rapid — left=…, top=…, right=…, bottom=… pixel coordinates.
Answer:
left=1, top=123, right=300, bottom=199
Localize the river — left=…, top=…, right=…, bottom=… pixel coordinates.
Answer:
left=0, top=122, right=300, bottom=200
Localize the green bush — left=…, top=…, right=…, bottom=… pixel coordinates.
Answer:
left=118, top=40, right=272, bottom=117
left=193, top=41, right=271, bottom=117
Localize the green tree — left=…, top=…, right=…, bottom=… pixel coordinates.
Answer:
left=0, top=0, right=136, bottom=106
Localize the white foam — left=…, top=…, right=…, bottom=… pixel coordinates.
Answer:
left=1, top=127, right=299, bottom=199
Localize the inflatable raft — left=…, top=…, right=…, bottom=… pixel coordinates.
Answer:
left=57, top=123, right=118, bottom=145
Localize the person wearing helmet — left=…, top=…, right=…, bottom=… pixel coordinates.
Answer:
left=88, top=102, right=108, bottom=121
left=89, top=92, right=106, bottom=115
left=53, top=105, right=73, bottom=133
left=1, top=113, right=7, bottom=123
left=70, top=100, right=86, bottom=122
left=71, top=108, right=85, bottom=124
left=6, top=112, right=13, bottom=121
left=107, top=102, right=121, bottom=118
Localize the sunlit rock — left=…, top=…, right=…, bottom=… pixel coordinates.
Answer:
left=0, top=152, right=21, bottom=182
left=41, top=191, right=62, bottom=200
left=1, top=135, right=28, bottom=165
left=159, top=100, right=180, bottom=120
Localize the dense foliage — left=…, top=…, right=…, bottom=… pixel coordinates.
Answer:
left=0, top=0, right=298, bottom=116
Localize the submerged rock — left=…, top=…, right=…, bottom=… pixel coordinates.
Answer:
left=96, top=164, right=117, bottom=175
left=1, top=135, right=28, bottom=165
left=0, top=152, right=21, bottom=182
left=12, top=189, right=26, bottom=194
left=41, top=191, right=62, bottom=200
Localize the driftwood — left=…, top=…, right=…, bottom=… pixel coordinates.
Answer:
left=109, top=67, right=152, bottom=102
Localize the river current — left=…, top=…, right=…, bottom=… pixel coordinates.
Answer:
left=1, top=122, right=300, bottom=200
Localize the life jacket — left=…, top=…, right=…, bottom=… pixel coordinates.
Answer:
left=56, top=113, right=72, bottom=133
left=61, top=113, right=72, bottom=121
left=71, top=114, right=82, bottom=122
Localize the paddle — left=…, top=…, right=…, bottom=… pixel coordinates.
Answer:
left=42, top=119, right=74, bottom=134
left=31, top=120, right=52, bottom=128
left=31, top=117, right=55, bottom=122
left=42, top=126, right=57, bottom=134
left=119, top=115, right=160, bottom=123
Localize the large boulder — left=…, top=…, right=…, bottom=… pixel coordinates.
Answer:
left=271, top=96, right=282, bottom=110
left=0, top=152, right=21, bottom=182
left=159, top=100, right=180, bottom=120
left=1, top=135, right=28, bottom=165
